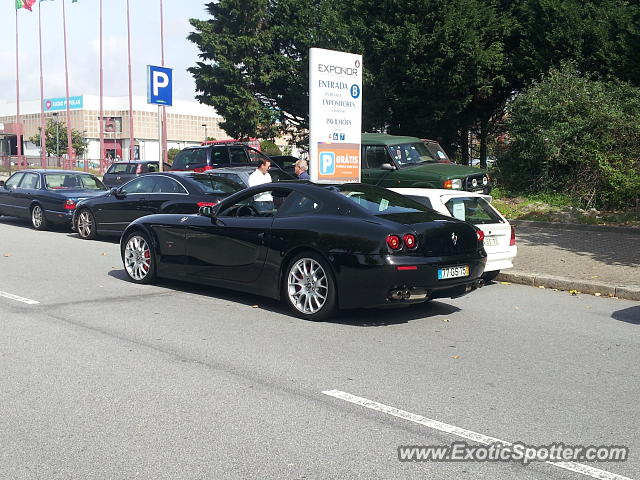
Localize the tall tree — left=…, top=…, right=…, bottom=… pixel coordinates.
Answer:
left=29, top=119, right=87, bottom=157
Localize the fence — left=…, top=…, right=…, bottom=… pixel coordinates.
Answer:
left=0, top=156, right=114, bottom=176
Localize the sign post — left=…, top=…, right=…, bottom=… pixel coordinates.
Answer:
left=147, top=65, right=173, bottom=171
left=309, top=48, right=362, bottom=184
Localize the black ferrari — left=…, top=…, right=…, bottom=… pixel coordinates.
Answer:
left=73, top=172, right=244, bottom=239
left=0, top=169, right=108, bottom=230
left=119, top=182, right=486, bottom=320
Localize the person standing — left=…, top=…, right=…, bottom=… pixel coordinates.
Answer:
left=248, top=158, right=273, bottom=211
left=294, top=159, right=310, bottom=180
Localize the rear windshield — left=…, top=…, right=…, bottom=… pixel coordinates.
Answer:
left=172, top=149, right=208, bottom=169
left=339, top=185, right=431, bottom=216
left=444, top=197, right=504, bottom=224
left=45, top=174, right=106, bottom=190
left=187, top=174, right=244, bottom=195
left=107, top=163, right=136, bottom=174
left=389, top=142, right=437, bottom=166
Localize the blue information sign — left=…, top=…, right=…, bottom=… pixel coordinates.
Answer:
left=147, top=65, right=173, bottom=106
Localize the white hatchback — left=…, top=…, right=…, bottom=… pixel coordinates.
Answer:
left=391, top=188, right=517, bottom=280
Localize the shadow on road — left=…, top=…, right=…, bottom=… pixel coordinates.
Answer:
left=0, top=215, right=72, bottom=233
left=108, top=269, right=461, bottom=327
left=517, top=225, right=640, bottom=268
left=66, top=232, right=120, bottom=244
left=611, top=305, right=640, bottom=325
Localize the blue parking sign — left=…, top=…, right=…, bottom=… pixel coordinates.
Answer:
left=147, top=65, right=173, bottom=106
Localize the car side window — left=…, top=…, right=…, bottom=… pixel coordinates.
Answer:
left=229, top=146, right=249, bottom=165
left=278, top=192, right=322, bottom=216
left=108, top=163, right=134, bottom=174
left=246, top=147, right=269, bottom=165
left=363, top=146, right=388, bottom=169
left=121, top=176, right=157, bottom=194
left=152, top=176, right=187, bottom=194
left=210, top=147, right=229, bottom=166
left=147, top=163, right=158, bottom=173
left=5, top=172, right=25, bottom=188
left=215, top=173, right=245, bottom=186
left=218, top=189, right=292, bottom=218
left=408, top=195, right=433, bottom=209
left=19, top=173, right=40, bottom=189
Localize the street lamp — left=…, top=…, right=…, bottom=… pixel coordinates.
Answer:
left=52, top=112, right=60, bottom=161
left=202, top=123, right=207, bottom=144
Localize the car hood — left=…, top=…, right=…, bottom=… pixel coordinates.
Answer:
left=401, top=163, right=485, bottom=177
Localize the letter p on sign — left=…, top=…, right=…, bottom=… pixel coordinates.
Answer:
left=147, top=65, right=173, bottom=106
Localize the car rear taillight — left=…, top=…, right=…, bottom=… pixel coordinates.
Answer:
left=136, top=164, right=143, bottom=174
left=197, top=201, right=218, bottom=207
left=194, top=165, right=214, bottom=173
left=386, top=234, right=402, bottom=250
left=64, top=200, right=76, bottom=210
left=509, top=225, right=516, bottom=246
left=476, top=229, right=485, bottom=243
left=403, top=233, right=417, bottom=249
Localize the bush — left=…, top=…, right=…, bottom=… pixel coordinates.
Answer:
left=167, top=148, right=180, bottom=163
left=498, top=63, right=640, bottom=209
left=260, top=140, right=282, bottom=156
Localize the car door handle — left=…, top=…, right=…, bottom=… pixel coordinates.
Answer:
left=257, top=232, right=265, bottom=240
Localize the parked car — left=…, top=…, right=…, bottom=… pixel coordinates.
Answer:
left=102, top=160, right=172, bottom=187
left=0, top=169, right=108, bottom=230
left=119, top=182, right=487, bottom=320
left=391, top=188, right=516, bottom=281
left=170, top=142, right=272, bottom=172
left=73, top=172, right=244, bottom=240
left=207, top=165, right=296, bottom=187
left=361, top=133, right=490, bottom=193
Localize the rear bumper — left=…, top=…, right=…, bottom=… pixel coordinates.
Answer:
left=44, top=209, right=73, bottom=226
left=485, top=246, right=517, bottom=272
left=331, top=250, right=487, bottom=309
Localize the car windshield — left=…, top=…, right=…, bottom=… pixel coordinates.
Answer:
left=339, top=184, right=431, bottom=216
left=389, top=142, right=437, bottom=166
left=444, top=196, right=504, bottom=224
left=188, top=174, right=244, bottom=194
left=45, top=174, right=107, bottom=190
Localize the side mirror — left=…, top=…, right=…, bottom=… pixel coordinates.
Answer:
left=0, top=180, right=5, bottom=188
left=110, top=187, right=126, bottom=198
left=199, top=205, right=213, bottom=217
left=381, top=163, right=396, bottom=171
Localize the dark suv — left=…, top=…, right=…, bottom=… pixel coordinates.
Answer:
left=361, top=133, right=490, bottom=193
left=103, top=161, right=171, bottom=188
left=170, top=143, right=271, bottom=172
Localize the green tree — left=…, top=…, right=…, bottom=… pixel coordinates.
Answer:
left=29, top=119, right=88, bottom=157
left=167, top=147, right=181, bottom=163
left=259, top=140, right=281, bottom=156
left=499, top=63, right=640, bottom=209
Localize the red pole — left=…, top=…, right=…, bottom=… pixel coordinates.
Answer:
left=126, top=0, right=134, bottom=162
left=38, top=1, right=46, bottom=168
left=61, top=0, right=76, bottom=170
left=15, top=8, right=23, bottom=169
left=160, top=0, right=168, bottom=166
left=99, top=0, right=105, bottom=173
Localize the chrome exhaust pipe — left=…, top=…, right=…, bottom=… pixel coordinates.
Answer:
left=402, top=289, right=411, bottom=300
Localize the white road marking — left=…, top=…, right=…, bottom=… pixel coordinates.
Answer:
left=322, top=389, right=634, bottom=480
left=0, top=290, right=40, bottom=305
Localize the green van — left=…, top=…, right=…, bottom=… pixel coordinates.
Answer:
left=360, top=133, right=490, bottom=193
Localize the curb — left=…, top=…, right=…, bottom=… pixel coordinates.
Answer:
left=510, top=220, right=640, bottom=235
left=495, top=270, right=640, bottom=301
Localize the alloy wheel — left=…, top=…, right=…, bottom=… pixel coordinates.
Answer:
left=77, top=210, right=93, bottom=238
left=32, top=206, right=43, bottom=229
left=287, top=258, right=329, bottom=315
left=124, top=235, right=152, bottom=281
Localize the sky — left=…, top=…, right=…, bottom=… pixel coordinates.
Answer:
left=0, top=0, right=210, bottom=106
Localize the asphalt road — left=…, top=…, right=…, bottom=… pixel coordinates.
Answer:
left=0, top=216, right=638, bottom=480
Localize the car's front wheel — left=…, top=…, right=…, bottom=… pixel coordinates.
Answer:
left=77, top=209, right=97, bottom=240
left=31, top=204, right=48, bottom=230
left=123, top=232, right=156, bottom=284
left=283, top=252, right=337, bottom=321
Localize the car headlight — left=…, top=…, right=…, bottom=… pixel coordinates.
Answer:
left=482, top=175, right=489, bottom=186
left=444, top=178, right=463, bottom=189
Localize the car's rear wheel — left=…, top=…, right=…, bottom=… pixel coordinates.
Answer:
left=482, top=270, right=500, bottom=282
left=283, top=252, right=336, bottom=321
left=31, top=204, right=48, bottom=230
left=77, top=209, right=97, bottom=240
left=123, top=232, right=156, bottom=284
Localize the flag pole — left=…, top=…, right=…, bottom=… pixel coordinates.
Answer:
left=15, top=7, right=23, bottom=169
left=160, top=0, right=168, bottom=168
left=126, top=0, right=134, bottom=162
left=99, top=0, right=105, bottom=173
left=61, top=0, right=76, bottom=170
left=38, top=0, right=47, bottom=168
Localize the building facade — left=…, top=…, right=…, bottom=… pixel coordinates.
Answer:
left=0, top=95, right=226, bottom=161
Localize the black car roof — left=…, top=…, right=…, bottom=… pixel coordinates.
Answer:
left=20, top=169, right=94, bottom=175
left=109, top=160, right=159, bottom=165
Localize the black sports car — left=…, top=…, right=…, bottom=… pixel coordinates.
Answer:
left=0, top=169, right=108, bottom=230
left=119, top=182, right=487, bottom=320
left=73, top=172, right=244, bottom=239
